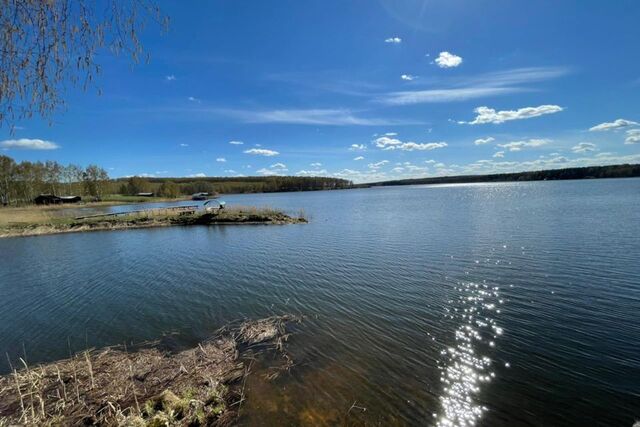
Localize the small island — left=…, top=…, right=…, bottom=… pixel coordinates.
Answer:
left=0, top=205, right=307, bottom=239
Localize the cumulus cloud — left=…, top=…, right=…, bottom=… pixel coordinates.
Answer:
left=373, top=136, right=447, bottom=151
left=349, top=144, right=366, bottom=151
left=310, top=162, right=322, bottom=167
left=401, top=74, right=416, bottom=81
left=368, top=160, right=389, bottom=169
left=0, top=138, right=59, bottom=150
left=187, top=96, right=200, bottom=102
left=571, top=142, right=597, bottom=153
left=243, top=148, right=279, bottom=156
left=216, top=157, right=226, bottom=162
left=353, top=156, right=365, bottom=161
left=188, top=172, right=206, bottom=178
left=474, top=137, right=495, bottom=145
left=497, top=139, right=550, bottom=151
left=271, top=163, right=287, bottom=169
left=493, top=151, right=505, bottom=158
left=179, top=143, right=189, bottom=147
left=229, top=140, right=244, bottom=145
left=625, top=129, right=640, bottom=144
left=165, top=75, right=176, bottom=81
left=589, top=119, right=638, bottom=132
left=461, top=105, right=563, bottom=125
left=296, top=169, right=328, bottom=176
left=385, top=37, right=402, bottom=44
left=435, top=51, right=463, bottom=68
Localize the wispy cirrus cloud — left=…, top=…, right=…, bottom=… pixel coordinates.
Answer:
left=0, top=138, right=59, bottom=150
left=229, top=140, right=244, bottom=145
left=216, top=108, right=421, bottom=126
left=353, top=156, right=365, bottom=161
left=349, top=144, right=366, bottom=151
left=459, top=105, right=563, bottom=125
left=589, top=119, right=638, bottom=132
left=378, top=67, right=568, bottom=105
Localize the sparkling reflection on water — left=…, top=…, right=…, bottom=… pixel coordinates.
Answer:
left=437, top=281, right=503, bottom=427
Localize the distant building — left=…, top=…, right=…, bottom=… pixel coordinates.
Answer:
left=191, top=192, right=209, bottom=200
left=34, top=195, right=82, bottom=205
left=136, top=192, right=154, bottom=197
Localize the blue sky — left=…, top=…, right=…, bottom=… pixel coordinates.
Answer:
left=2, top=0, right=639, bottom=183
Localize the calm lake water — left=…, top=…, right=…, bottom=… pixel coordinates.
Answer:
left=1, top=179, right=639, bottom=426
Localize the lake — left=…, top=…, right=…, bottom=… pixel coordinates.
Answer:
left=1, top=179, right=639, bottom=426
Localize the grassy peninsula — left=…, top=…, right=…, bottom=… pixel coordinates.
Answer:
left=0, top=206, right=306, bottom=239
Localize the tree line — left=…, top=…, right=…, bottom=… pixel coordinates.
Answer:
left=0, top=155, right=109, bottom=205
left=0, top=154, right=353, bottom=205
left=360, top=164, right=640, bottom=187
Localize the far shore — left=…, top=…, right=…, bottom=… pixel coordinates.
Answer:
left=0, top=205, right=306, bottom=239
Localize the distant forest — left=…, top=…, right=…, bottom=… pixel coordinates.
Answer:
left=1, top=153, right=638, bottom=206
left=0, top=154, right=352, bottom=205
left=360, top=163, right=640, bottom=187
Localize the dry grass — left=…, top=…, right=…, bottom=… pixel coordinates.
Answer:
left=0, top=205, right=306, bottom=239
left=0, top=315, right=301, bottom=426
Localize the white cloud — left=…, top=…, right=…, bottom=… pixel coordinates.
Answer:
left=373, top=136, right=447, bottom=151
left=271, top=162, right=287, bottom=169
left=425, top=160, right=436, bottom=164
left=224, top=169, right=236, bottom=174
left=257, top=167, right=287, bottom=176
left=165, top=75, right=176, bottom=81
left=296, top=169, right=328, bottom=176
left=625, top=129, right=640, bottom=144
left=353, top=156, right=365, bottom=161
left=381, top=87, right=519, bottom=106
left=493, top=151, right=505, bottom=158
left=384, top=132, right=398, bottom=136
left=385, top=37, right=402, bottom=44
left=187, top=96, right=200, bottom=102
left=571, top=142, right=597, bottom=153
left=474, top=137, right=495, bottom=145
left=379, top=66, right=568, bottom=106
left=188, top=172, right=206, bottom=178
left=435, top=51, right=463, bottom=68
left=349, top=144, right=366, bottom=151
left=461, top=105, right=564, bottom=125
left=229, top=140, right=244, bottom=145
left=179, top=143, right=189, bottom=147
left=368, top=160, right=389, bottom=169
left=216, top=157, right=226, bottom=162
left=244, top=148, right=279, bottom=156
left=589, top=119, right=638, bottom=132
left=401, top=74, right=416, bottom=81
left=310, top=162, right=322, bottom=167
left=217, top=108, right=420, bottom=126
left=497, top=139, right=550, bottom=151
left=0, top=138, right=59, bottom=150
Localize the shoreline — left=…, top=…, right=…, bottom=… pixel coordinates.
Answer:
left=0, top=315, right=301, bottom=426
left=0, top=209, right=307, bottom=239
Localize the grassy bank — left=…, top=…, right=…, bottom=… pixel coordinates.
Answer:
left=0, top=206, right=307, bottom=239
left=0, top=315, right=301, bottom=426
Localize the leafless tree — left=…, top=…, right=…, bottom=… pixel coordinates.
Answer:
left=0, top=0, right=167, bottom=130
